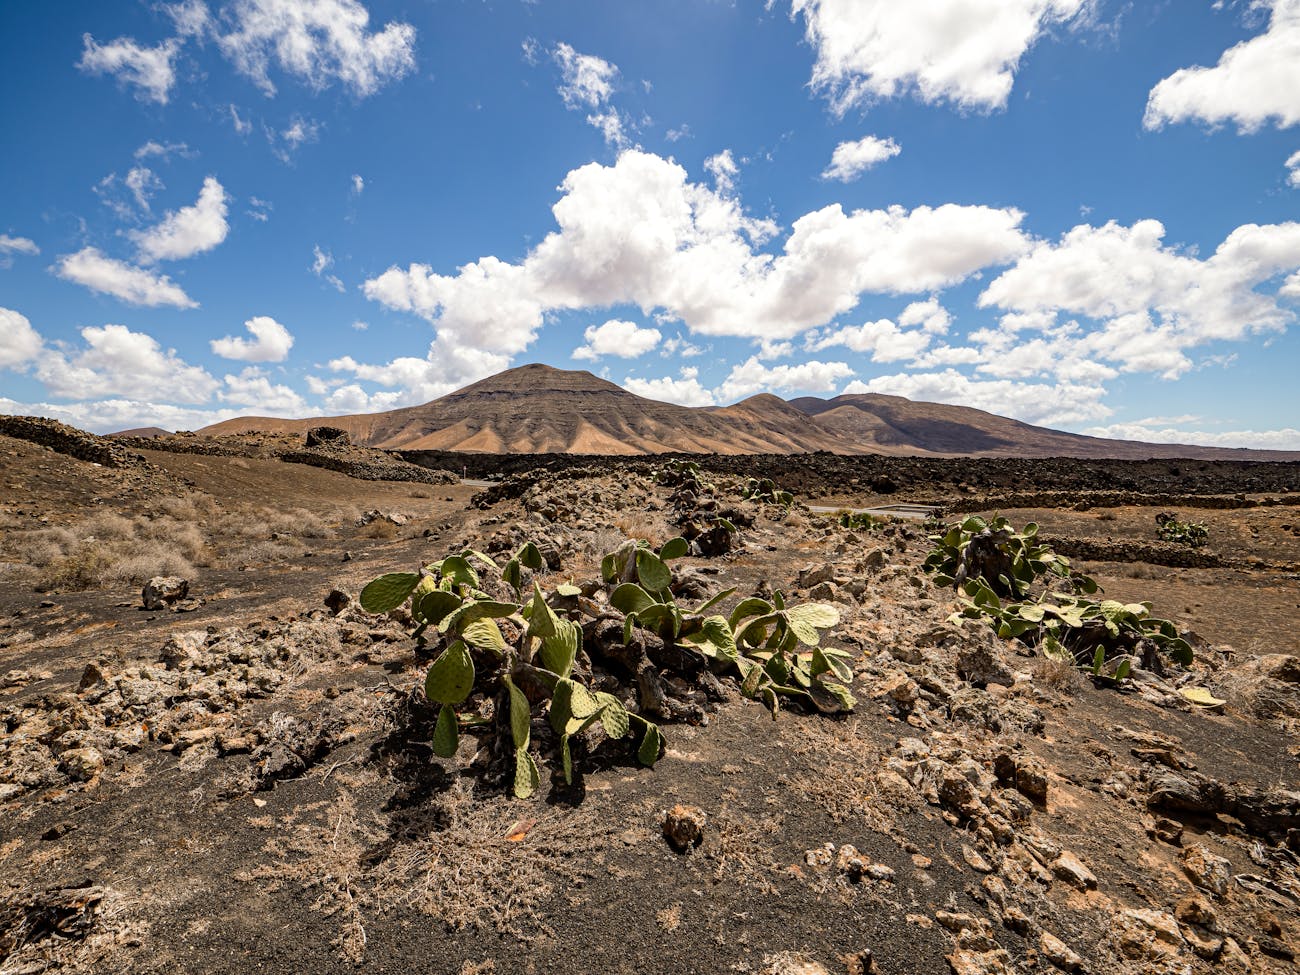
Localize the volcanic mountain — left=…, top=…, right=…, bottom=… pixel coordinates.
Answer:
left=198, top=363, right=1300, bottom=460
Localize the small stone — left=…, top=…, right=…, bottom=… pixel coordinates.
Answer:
left=173, top=727, right=219, bottom=752
left=906, top=914, right=934, bottom=930
left=1051, top=852, right=1097, bottom=890
left=945, top=949, right=1011, bottom=975
left=834, top=843, right=867, bottom=879
left=78, top=662, right=108, bottom=690
left=912, top=854, right=933, bottom=870
left=761, top=952, right=830, bottom=975
left=797, top=563, right=837, bottom=588
left=661, top=804, right=706, bottom=851
left=864, top=863, right=895, bottom=882
left=323, top=589, right=351, bottom=614
left=1182, top=927, right=1223, bottom=959
left=1151, top=817, right=1184, bottom=845
left=142, top=575, right=188, bottom=611
left=1218, top=937, right=1251, bottom=972
left=1040, top=933, right=1084, bottom=973
left=1174, top=894, right=1219, bottom=930
left=1115, top=909, right=1184, bottom=960
left=60, top=747, right=104, bottom=782
left=963, top=845, right=995, bottom=873
left=1000, top=907, right=1033, bottom=935
left=805, top=843, right=835, bottom=868
left=808, top=581, right=839, bottom=601
left=1180, top=843, right=1231, bottom=897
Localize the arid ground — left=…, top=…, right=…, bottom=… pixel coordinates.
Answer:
left=1, top=423, right=1297, bottom=975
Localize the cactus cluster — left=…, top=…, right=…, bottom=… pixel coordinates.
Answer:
left=741, top=477, right=794, bottom=508
left=924, top=515, right=1085, bottom=600
left=360, top=534, right=853, bottom=799
left=1155, top=512, right=1209, bottom=548
left=926, top=516, right=1195, bottom=681
left=834, top=510, right=883, bottom=532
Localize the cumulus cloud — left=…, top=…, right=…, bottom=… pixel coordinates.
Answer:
left=898, top=297, right=952, bottom=333
left=36, top=324, right=219, bottom=403
left=1083, top=419, right=1300, bottom=451
left=53, top=248, right=197, bottom=308
left=844, top=369, right=1111, bottom=427
left=623, top=366, right=716, bottom=406
left=1288, top=149, right=1300, bottom=188
left=811, top=318, right=932, bottom=362
left=1144, top=0, right=1300, bottom=132
left=78, top=34, right=179, bottom=104
left=130, top=176, right=230, bottom=262
left=363, top=150, right=1028, bottom=390
left=572, top=319, right=662, bottom=360
left=218, top=365, right=307, bottom=413
left=788, top=0, right=1090, bottom=114
left=822, top=135, right=901, bottom=182
left=125, top=167, right=163, bottom=211
left=0, top=308, right=44, bottom=369
left=704, top=150, right=739, bottom=194
left=978, top=218, right=1300, bottom=379
left=210, top=315, right=295, bottom=362
left=549, top=42, right=627, bottom=146
left=166, top=0, right=211, bottom=37
left=351, top=173, right=364, bottom=195
left=552, top=42, right=618, bottom=108
left=0, top=235, right=39, bottom=269
left=328, top=341, right=512, bottom=406
left=716, top=356, right=853, bottom=402
left=217, top=0, right=417, bottom=97
left=0, top=396, right=245, bottom=435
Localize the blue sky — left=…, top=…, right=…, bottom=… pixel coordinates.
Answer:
left=1, top=0, right=1298, bottom=446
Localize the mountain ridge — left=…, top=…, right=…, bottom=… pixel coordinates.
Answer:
left=196, top=363, right=1300, bottom=461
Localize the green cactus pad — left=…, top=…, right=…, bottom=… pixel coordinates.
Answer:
left=432, top=703, right=458, bottom=758
left=359, top=572, right=420, bottom=614
left=424, top=640, right=474, bottom=705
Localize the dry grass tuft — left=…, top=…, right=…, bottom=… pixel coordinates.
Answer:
left=1031, top=657, right=1084, bottom=695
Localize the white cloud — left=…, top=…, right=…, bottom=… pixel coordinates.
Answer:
left=219, top=366, right=307, bottom=413
left=811, top=318, right=932, bottom=362
left=247, top=196, right=272, bottom=221
left=0, top=396, right=245, bottom=435
left=1288, top=149, right=1300, bottom=188
left=78, top=34, right=179, bottom=104
left=229, top=104, right=253, bottom=135
left=270, top=115, right=321, bottom=160
left=1144, top=0, right=1300, bottom=132
left=166, top=0, right=211, bottom=37
left=978, top=218, right=1300, bottom=379
left=217, top=0, right=417, bottom=97
left=351, top=173, right=365, bottom=195
left=363, top=150, right=1028, bottom=383
left=845, top=369, right=1110, bottom=427
left=125, top=166, right=162, bottom=211
left=130, top=176, right=230, bottom=262
left=0, top=308, right=44, bottom=368
left=36, top=324, right=218, bottom=403
left=704, top=150, right=740, bottom=194
left=788, top=0, right=1089, bottom=114
left=53, top=248, right=197, bottom=308
left=572, top=319, right=661, bottom=360
left=134, top=139, right=191, bottom=160
left=210, top=315, right=295, bottom=362
left=550, top=42, right=629, bottom=145
left=716, top=356, right=853, bottom=402
left=666, top=124, right=691, bottom=142
left=1083, top=419, right=1300, bottom=451
left=328, top=341, right=511, bottom=405
left=310, top=245, right=345, bottom=291
left=623, top=366, right=716, bottom=406
left=898, top=296, right=952, bottom=333
left=662, top=333, right=704, bottom=358
left=552, top=42, right=618, bottom=108
left=822, top=135, right=900, bottom=182
left=0, top=235, right=39, bottom=269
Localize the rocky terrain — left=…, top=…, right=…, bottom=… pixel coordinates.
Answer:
left=197, top=364, right=1300, bottom=461
left=0, top=421, right=1297, bottom=975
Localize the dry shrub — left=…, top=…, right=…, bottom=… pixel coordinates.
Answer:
left=83, top=511, right=136, bottom=540
left=1031, top=657, right=1084, bottom=695
left=104, top=547, right=196, bottom=584
left=36, top=545, right=117, bottom=591
left=225, top=539, right=303, bottom=567
left=359, top=520, right=398, bottom=540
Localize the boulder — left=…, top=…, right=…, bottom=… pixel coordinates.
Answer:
left=142, top=576, right=189, bottom=610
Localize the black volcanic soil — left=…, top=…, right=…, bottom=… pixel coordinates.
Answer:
left=0, top=430, right=1297, bottom=975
